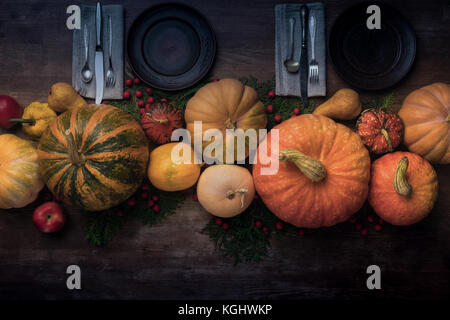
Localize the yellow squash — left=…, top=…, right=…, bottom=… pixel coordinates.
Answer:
left=148, top=142, right=201, bottom=192
left=0, top=134, right=44, bottom=209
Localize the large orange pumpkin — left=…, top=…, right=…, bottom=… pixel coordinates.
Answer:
left=185, top=78, right=267, bottom=163
left=398, top=82, right=450, bottom=164
left=252, top=114, right=371, bottom=228
left=369, top=152, right=438, bottom=225
left=38, top=104, right=149, bottom=211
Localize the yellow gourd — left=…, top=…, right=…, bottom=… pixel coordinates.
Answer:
left=148, top=142, right=201, bottom=192
left=0, top=134, right=44, bottom=209
left=313, top=88, right=361, bottom=120
left=9, top=102, right=57, bottom=140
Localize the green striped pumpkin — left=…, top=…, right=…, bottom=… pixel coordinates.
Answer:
left=37, top=104, right=149, bottom=211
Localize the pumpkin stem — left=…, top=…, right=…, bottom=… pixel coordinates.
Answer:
left=380, top=128, right=393, bottom=152
left=64, top=129, right=86, bottom=167
left=8, top=118, right=36, bottom=126
left=394, top=156, right=412, bottom=197
left=279, top=148, right=326, bottom=182
left=146, top=113, right=169, bottom=125
left=224, top=118, right=236, bottom=130
left=226, top=188, right=248, bottom=208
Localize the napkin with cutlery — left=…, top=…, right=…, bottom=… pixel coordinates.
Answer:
left=275, top=3, right=326, bottom=97
left=72, top=4, right=124, bottom=100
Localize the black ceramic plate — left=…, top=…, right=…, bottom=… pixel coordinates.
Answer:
left=127, top=3, right=216, bottom=91
left=329, top=2, right=416, bottom=90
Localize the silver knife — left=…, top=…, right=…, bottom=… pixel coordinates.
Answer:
left=300, top=5, right=309, bottom=107
left=94, top=2, right=104, bottom=104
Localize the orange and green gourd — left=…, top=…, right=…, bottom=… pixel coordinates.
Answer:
left=37, top=104, right=149, bottom=211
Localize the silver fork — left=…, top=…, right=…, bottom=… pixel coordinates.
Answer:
left=308, top=13, right=319, bottom=84
left=105, top=16, right=115, bottom=88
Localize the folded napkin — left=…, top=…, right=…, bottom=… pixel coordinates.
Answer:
left=275, top=3, right=326, bottom=97
left=72, top=5, right=124, bottom=100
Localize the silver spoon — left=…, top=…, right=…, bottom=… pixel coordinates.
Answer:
left=81, top=26, right=93, bottom=83
left=284, top=17, right=300, bottom=73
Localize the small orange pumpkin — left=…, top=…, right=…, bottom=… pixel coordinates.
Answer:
left=398, top=82, right=450, bottom=164
left=369, top=152, right=438, bottom=226
left=185, top=78, right=267, bottom=162
left=253, top=114, right=371, bottom=228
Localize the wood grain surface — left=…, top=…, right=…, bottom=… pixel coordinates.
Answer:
left=0, top=0, right=449, bottom=300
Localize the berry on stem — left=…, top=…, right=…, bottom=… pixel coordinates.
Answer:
left=136, top=90, right=143, bottom=98
left=134, top=78, right=141, bottom=85
left=192, top=193, right=198, bottom=201
left=140, top=191, right=148, bottom=199
left=355, top=223, right=362, bottom=231
left=137, top=100, right=145, bottom=107
left=152, top=204, right=160, bottom=213
left=368, top=215, right=374, bottom=223
left=123, top=91, right=131, bottom=100
left=212, top=78, right=220, bottom=82
left=268, top=91, right=275, bottom=98
left=147, top=97, right=154, bottom=104
left=147, top=199, right=155, bottom=207
left=375, top=224, right=382, bottom=232
left=152, top=195, right=159, bottom=202
left=262, top=226, right=270, bottom=234
left=216, top=218, right=223, bottom=226
left=222, top=223, right=230, bottom=230
left=349, top=216, right=357, bottom=223
left=274, top=115, right=282, bottom=122
left=360, top=229, right=368, bottom=236
left=293, top=107, right=301, bottom=115
left=255, top=220, right=262, bottom=228
left=127, top=198, right=136, bottom=207
left=276, top=222, right=283, bottom=230
left=266, top=105, right=274, bottom=113
left=161, top=98, right=168, bottom=102
left=125, top=79, right=133, bottom=87
left=146, top=88, right=152, bottom=94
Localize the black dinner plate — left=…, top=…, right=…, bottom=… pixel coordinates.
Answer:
left=329, top=2, right=416, bottom=90
left=127, top=3, right=216, bottom=91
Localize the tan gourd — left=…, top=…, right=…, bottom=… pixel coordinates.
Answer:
left=196, top=165, right=255, bottom=218
left=313, top=88, right=361, bottom=120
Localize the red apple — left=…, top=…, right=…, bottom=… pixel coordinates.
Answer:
left=32, top=202, right=66, bottom=233
left=0, top=95, right=22, bottom=129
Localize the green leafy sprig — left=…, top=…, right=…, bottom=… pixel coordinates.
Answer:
left=84, top=184, right=184, bottom=246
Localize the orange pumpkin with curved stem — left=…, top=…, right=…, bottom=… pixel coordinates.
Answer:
left=369, top=152, right=438, bottom=226
left=252, top=114, right=371, bottom=228
left=398, top=82, right=450, bottom=164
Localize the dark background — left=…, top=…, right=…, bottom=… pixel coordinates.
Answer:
left=0, top=0, right=449, bottom=299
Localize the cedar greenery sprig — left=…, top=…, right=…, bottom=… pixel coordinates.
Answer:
left=202, top=196, right=298, bottom=265
left=84, top=184, right=184, bottom=246
left=363, top=92, right=396, bottom=111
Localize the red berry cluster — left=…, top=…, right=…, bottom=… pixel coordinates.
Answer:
left=123, top=78, right=169, bottom=114
left=348, top=215, right=383, bottom=235
left=265, top=91, right=302, bottom=124
left=215, top=218, right=230, bottom=231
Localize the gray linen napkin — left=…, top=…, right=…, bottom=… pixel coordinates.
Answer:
left=275, top=3, right=326, bottom=97
left=72, top=5, right=124, bottom=100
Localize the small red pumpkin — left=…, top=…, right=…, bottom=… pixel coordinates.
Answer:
left=356, top=108, right=403, bottom=154
left=369, top=151, right=438, bottom=226
left=141, top=102, right=184, bottom=144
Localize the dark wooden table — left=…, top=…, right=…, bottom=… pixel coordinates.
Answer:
left=0, top=0, right=448, bottom=300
